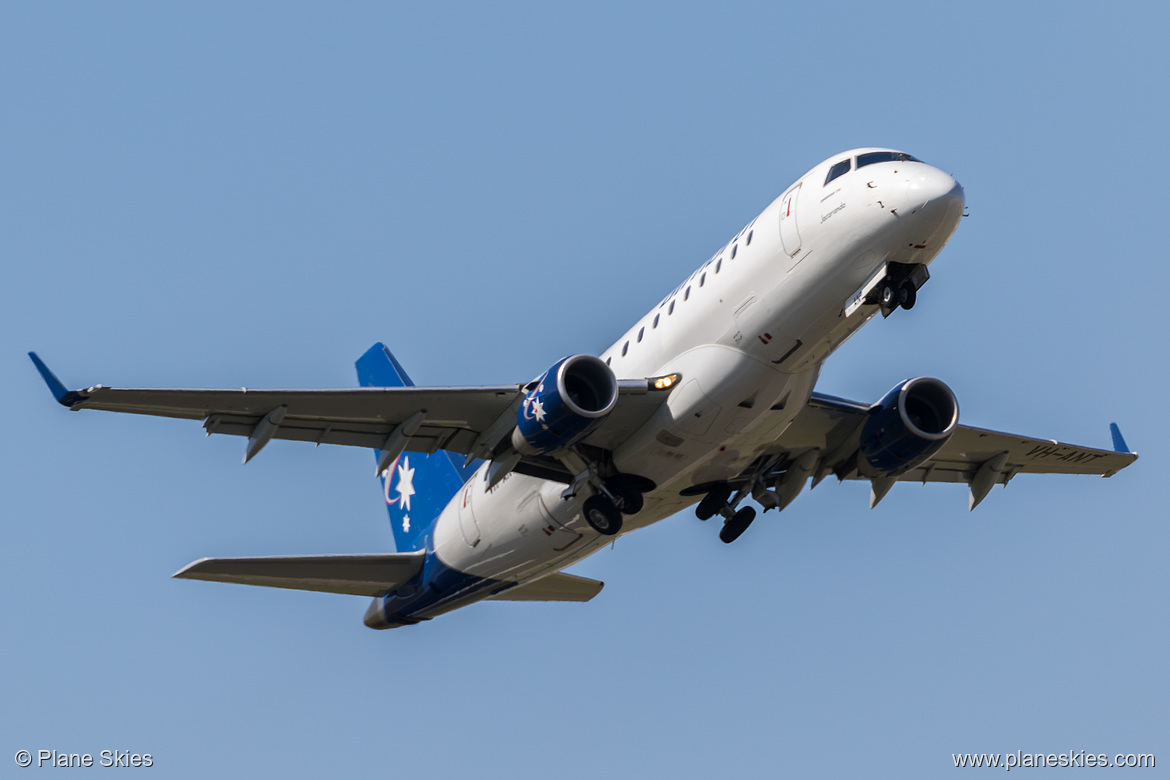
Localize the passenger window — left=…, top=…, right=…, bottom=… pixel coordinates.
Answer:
left=684, top=286, right=691, bottom=301
left=715, top=259, right=722, bottom=273
left=746, top=230, right=753, bottom=245
left=731, top=245, right=737, bottom=259
left=824, top=158, right=851, bottom=185
left=699, top=272, right=706, bottom=287
left=669, top=300, right=675, bottom=315
left=622, top=341, right=629, bottom=356
left=606, top=357, right=611, bottom=366
left=653, top=313, right=660, bottom=328
left=637, top=326, right=644, bottom=342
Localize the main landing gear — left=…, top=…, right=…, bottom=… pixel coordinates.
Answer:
left=580, top=473, right=653, bottom=537
left=693, top=482, right=758, bottom=544
left=719, top=506, right=756, bottom=544
left=554, top=446, right=654, bottom=537
left=583, top=495, right=622, bottom=535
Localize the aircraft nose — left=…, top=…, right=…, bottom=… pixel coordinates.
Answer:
left=906, top=165, right=964, bottom=215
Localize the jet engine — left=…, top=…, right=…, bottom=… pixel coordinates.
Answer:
left=511, top=355, right=618, bottom=455
left=858, top=377, right=958, bottom=477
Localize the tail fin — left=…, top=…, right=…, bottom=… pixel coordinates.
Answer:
left=356, top=343, right=471, bottom=553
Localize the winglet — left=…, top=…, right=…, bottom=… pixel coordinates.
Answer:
left=28, top=352, right=87, bottom=407
left=1109, top=422, right=1131, bottom=454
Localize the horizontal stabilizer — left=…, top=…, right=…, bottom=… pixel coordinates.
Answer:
left=173, top=551, right=425, bottom=597
left=487, top=572, right=604, bottom=602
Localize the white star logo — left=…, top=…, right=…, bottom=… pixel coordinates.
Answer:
left=396, top=456, right=416, bottom=512
left=531, top=397, right=546, bottom=422
left=402, top=514, right=411, bottom=533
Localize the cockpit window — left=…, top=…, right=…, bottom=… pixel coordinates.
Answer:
left=856, top=151, right=922, bottom=169
left=824, top=159, right=851, bottom=186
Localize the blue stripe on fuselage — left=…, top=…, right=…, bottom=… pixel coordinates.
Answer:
left=375, top=553, right=505, bottom=626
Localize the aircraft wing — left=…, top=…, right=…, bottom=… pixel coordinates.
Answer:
left=28, top=353, right=669, bottom=472
left=753, top=391, right=1137, bottom=507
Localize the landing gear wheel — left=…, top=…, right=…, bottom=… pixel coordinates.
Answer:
left=719, top=506, right=756, bottom=544
left=609, top=473, right=656, bottom=494
left=899, top=283, right=917, bottom=310
left=583, top=495, right=623, bottom=536
left=607, top=473, right=650, bottom=515
left=613, top=486, right=644, bottom=515
left=696, top=484, right=732, bottom=521
left=879, top=284, right=897, bottom=308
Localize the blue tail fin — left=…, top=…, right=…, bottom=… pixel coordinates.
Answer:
left=356, top=343, right=471, bottom=553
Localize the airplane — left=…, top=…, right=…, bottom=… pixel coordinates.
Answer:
left=31, top=147, right=1138, bottom=630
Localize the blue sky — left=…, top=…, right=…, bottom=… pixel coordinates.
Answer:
left=3, top=3, right=1166, bottom=777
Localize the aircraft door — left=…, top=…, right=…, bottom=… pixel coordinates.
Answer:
left=779, top=184, right=802, bottom=256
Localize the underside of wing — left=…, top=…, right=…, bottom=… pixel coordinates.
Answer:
left=29, top=351, right=674, bottom=478
left=61, top=384, right=522, bottom=455
left=884, top=424, right=1138, bottom=482
left=778, top=393, right=1137, bottom=480
left=715, top=390, right=1138, bottom=511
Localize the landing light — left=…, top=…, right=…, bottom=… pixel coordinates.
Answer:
left=652, top=373, right=681, bottom=390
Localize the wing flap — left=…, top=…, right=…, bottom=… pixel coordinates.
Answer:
left=200, top=412, right=483, bottom=454
left=173, top=552, right=426, bottom=597
left=486, top=572, right=604, bottom=602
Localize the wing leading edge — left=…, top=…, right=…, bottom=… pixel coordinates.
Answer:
left=28, top=350, right=671, bottom=477
left=752, top=391, right=1137, bottom=510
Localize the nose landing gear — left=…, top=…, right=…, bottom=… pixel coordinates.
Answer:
left=878, top=280, right=917, bottom=311
left=869, top=260, right=928, bottom=316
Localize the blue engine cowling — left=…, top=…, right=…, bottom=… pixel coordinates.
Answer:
left=859, top=377, right=959, bottom=477
left=511, top=355, right=619, bottom=455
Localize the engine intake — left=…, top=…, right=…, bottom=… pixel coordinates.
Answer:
left=512, top=355, right=618, bottom=455
left=859, top=377, right=958, bottom=477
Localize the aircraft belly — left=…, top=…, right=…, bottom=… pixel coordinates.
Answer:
left=433, top=469, right=599, bottom=584
left=613, top=344, right=817, bottom=493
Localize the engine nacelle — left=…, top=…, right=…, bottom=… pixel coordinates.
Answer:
left=511, top=354, right=618, bottom=456
left=859, top=377, right=958, bottom=477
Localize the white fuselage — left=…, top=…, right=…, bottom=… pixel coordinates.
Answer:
left=427, top=148, right=965, bottom=615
